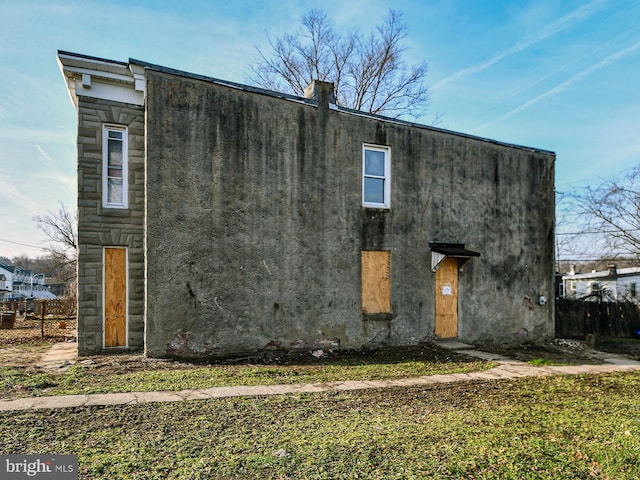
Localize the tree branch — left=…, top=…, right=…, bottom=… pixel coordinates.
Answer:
left=248, top=8, right=430, bottom=120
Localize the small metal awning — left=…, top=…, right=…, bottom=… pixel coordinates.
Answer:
left=429, top=242, right=480, bottom=272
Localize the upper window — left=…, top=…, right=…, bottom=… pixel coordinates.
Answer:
left=362, top=144, right=390, bottom=209
left=103, top=125, right=128, bottom=208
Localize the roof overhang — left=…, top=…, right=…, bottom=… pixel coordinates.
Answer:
left=429, top=242, right=480, bottom=272
left=57, top=50, right=145, bottom=108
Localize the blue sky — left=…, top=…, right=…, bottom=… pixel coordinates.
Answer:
left=1, top=0, right=639, bottom=259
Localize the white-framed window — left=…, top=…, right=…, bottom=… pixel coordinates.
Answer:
left=102, top=124, right=128, bottom=208
left=362, top=144, right=391, bottom=209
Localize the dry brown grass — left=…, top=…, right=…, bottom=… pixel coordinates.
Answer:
left=0, top=314, right=76, bottom=346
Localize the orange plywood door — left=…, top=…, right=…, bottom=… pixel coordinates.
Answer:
left=104, top=248, right=127, bottom=347
left=435, top=257, right=458, bottom=338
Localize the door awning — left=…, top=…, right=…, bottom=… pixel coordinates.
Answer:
left=429, top=242, right=480, bottom=272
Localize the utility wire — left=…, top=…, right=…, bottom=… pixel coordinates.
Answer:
left=557, top=259, right=637, bottom=262
left=556, top=228, right=640, bottom=236
left=0, top=237, right=46, bottom=250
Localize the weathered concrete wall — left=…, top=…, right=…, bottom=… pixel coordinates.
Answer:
left=144, top=70, right=555, bottom=358
left=76, top=97, right=145, bottom=355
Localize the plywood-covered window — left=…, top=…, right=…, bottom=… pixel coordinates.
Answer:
left=361, top=250, right=391, bottom=313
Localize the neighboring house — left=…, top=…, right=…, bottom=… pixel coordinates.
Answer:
left=0, top=274, right=10, bottom=300
left=562, top=265, right=640, bottom=303
left=58, top=51, right=556, bottom=358
left=0, top=264, right=56, bottom=300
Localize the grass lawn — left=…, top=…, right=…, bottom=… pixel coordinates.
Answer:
left=0, top=359, right=493, bottom=398
left=0, top=345, right=494, bottom=398
left=1, top=372, right=640, bottom=479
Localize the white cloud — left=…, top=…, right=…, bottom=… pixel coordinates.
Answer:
left=0, top=174, right=41, bottom=213
left=479, top=39, right=640, bottom=128
left=432, top=0, right=609, bottom=90
left=470, top=24, right=640, bottom=120
left=0, top=127, right=71, bottom=144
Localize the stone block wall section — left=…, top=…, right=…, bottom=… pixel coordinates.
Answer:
left=76, top=97, right=145, bottom=355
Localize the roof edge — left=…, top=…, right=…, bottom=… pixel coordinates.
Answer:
left=58, top=50, right=129, bottom=68
left=60, top=51, right=555, bottom=156
left=130, top=57, right=555, bottom=156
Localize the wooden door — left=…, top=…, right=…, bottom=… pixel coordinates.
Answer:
left=104, top=247, right=126, bottom=347
left=435, top=257, right=458, bottom=338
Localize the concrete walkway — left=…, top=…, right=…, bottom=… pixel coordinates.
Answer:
left=34, top=341, right=77, bottom=371
left=2, top=342, right=639, bottom=412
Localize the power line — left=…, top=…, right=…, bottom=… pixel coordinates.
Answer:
left=556, top=229, right=640, bottom=236
left=0, top=237, right=46, bottom=250
left=557, top=259, right=636, bottom=262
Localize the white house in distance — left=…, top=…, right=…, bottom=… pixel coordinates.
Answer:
left=562, top=264, right=640, bottom=303
left=0, top=264, right=56, bottom=301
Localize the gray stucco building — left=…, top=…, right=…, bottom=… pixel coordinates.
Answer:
left=58, top=51, right=556, bottom=358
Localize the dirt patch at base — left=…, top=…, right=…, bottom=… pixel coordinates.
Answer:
left=485, top=337, right=640, bottom=365
left=4, top=344, right=493, bottom=379
left=71, top=344, right=480, bottom=377
left=597, top=337, right=640, bottom=359
left=71, top=338, right=640, bottom=376
left=3, top=312, right=640, bottom=374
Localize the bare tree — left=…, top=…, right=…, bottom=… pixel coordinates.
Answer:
left=33, top=203, right=78, bottom=287
left=569, top=165, right=640, bottom=259
left=249, top=9, right=430, bottom=120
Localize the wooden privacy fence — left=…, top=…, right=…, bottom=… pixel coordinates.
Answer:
left=555, top=299, right=640, bottom=339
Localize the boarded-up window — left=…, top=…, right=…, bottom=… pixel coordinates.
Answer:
left=361, top=251, right=391, bottom=313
